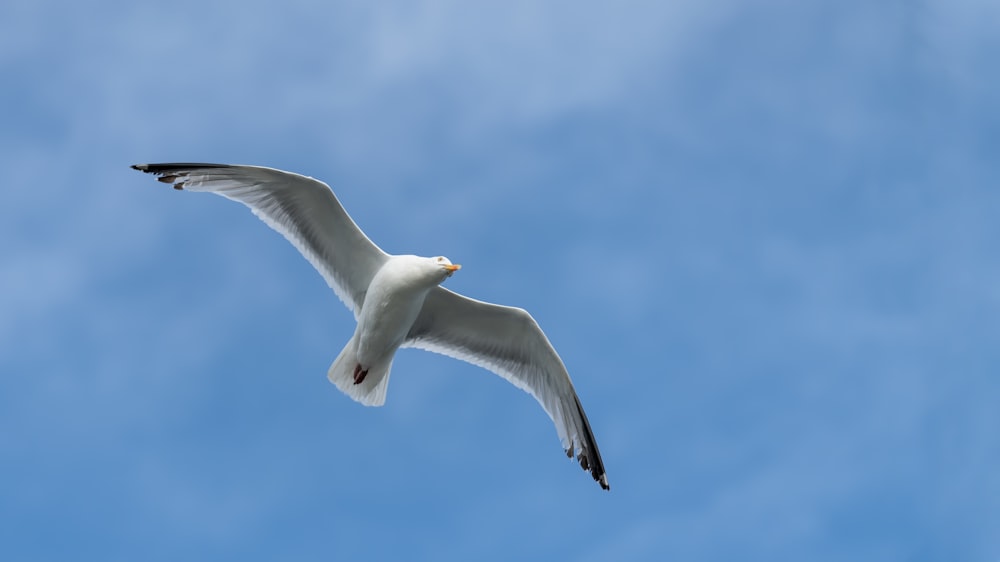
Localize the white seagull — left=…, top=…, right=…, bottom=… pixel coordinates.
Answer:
left=133, top=163, right=609, bottom=490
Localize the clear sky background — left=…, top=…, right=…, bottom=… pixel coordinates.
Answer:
left=2, top=1, right=998, bottom=560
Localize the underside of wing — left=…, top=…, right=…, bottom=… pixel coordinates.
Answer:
left=133, top=163, right=389, bottom=316
left=404, top=287, right=609, bottom=489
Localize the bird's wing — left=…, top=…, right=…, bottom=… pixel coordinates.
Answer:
left=403, top=287, right=609, bottom=489
left=133, top=163, right=389, bottom=317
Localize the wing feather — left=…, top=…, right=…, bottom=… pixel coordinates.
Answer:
left=404, top=287, right=609, bottom=489
left=133, top=163, right=388, bottom=316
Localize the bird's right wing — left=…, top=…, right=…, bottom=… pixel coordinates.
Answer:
left=133, top=163, right=388, bottom=317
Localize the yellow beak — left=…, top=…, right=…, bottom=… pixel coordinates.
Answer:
left=444, top=264, right=461, bottom=272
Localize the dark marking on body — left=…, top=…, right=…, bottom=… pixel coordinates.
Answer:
left=353, top=364, right=369, bottom=385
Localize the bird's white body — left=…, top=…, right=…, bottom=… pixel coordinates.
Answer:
left=329, top=255, right=454, bottom=406
left=358, top=258, right=431, bottom=366
left=133, top=163, right=609, bottom=490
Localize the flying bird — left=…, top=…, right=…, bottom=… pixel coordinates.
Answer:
left=133, top=163, right=609, bottom=490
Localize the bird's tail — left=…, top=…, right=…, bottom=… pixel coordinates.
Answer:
left=327, top=336, right=392, bottom=407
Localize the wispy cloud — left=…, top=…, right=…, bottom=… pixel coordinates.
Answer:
left=2, top=0, right=999, bottom=560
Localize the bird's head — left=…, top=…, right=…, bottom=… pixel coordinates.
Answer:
left=432, top=255, right=461, bottom=279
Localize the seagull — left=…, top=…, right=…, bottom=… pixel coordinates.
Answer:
left=133, top=163, right=609, bottom=490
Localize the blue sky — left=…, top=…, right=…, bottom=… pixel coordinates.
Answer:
left=2, top=0, right=999, bottom=560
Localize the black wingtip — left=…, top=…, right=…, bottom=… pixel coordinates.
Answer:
left=572, top=395, right=610, bottom=491
left=130, top=162, right=230, bottom=174
left=131, top=163, right=231, bottom=190
left=579, top=451, right=610, bottom=490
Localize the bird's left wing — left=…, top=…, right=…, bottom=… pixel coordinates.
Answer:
left=133, top=163, right=389, bottom=316
left=403, top=286, right=609, bottom=490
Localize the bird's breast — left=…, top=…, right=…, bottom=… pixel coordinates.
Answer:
left=354, top=270, right=430, bottom=366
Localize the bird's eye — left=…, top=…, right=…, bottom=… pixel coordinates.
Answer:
left=437, top=257, right=444, bottom=263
